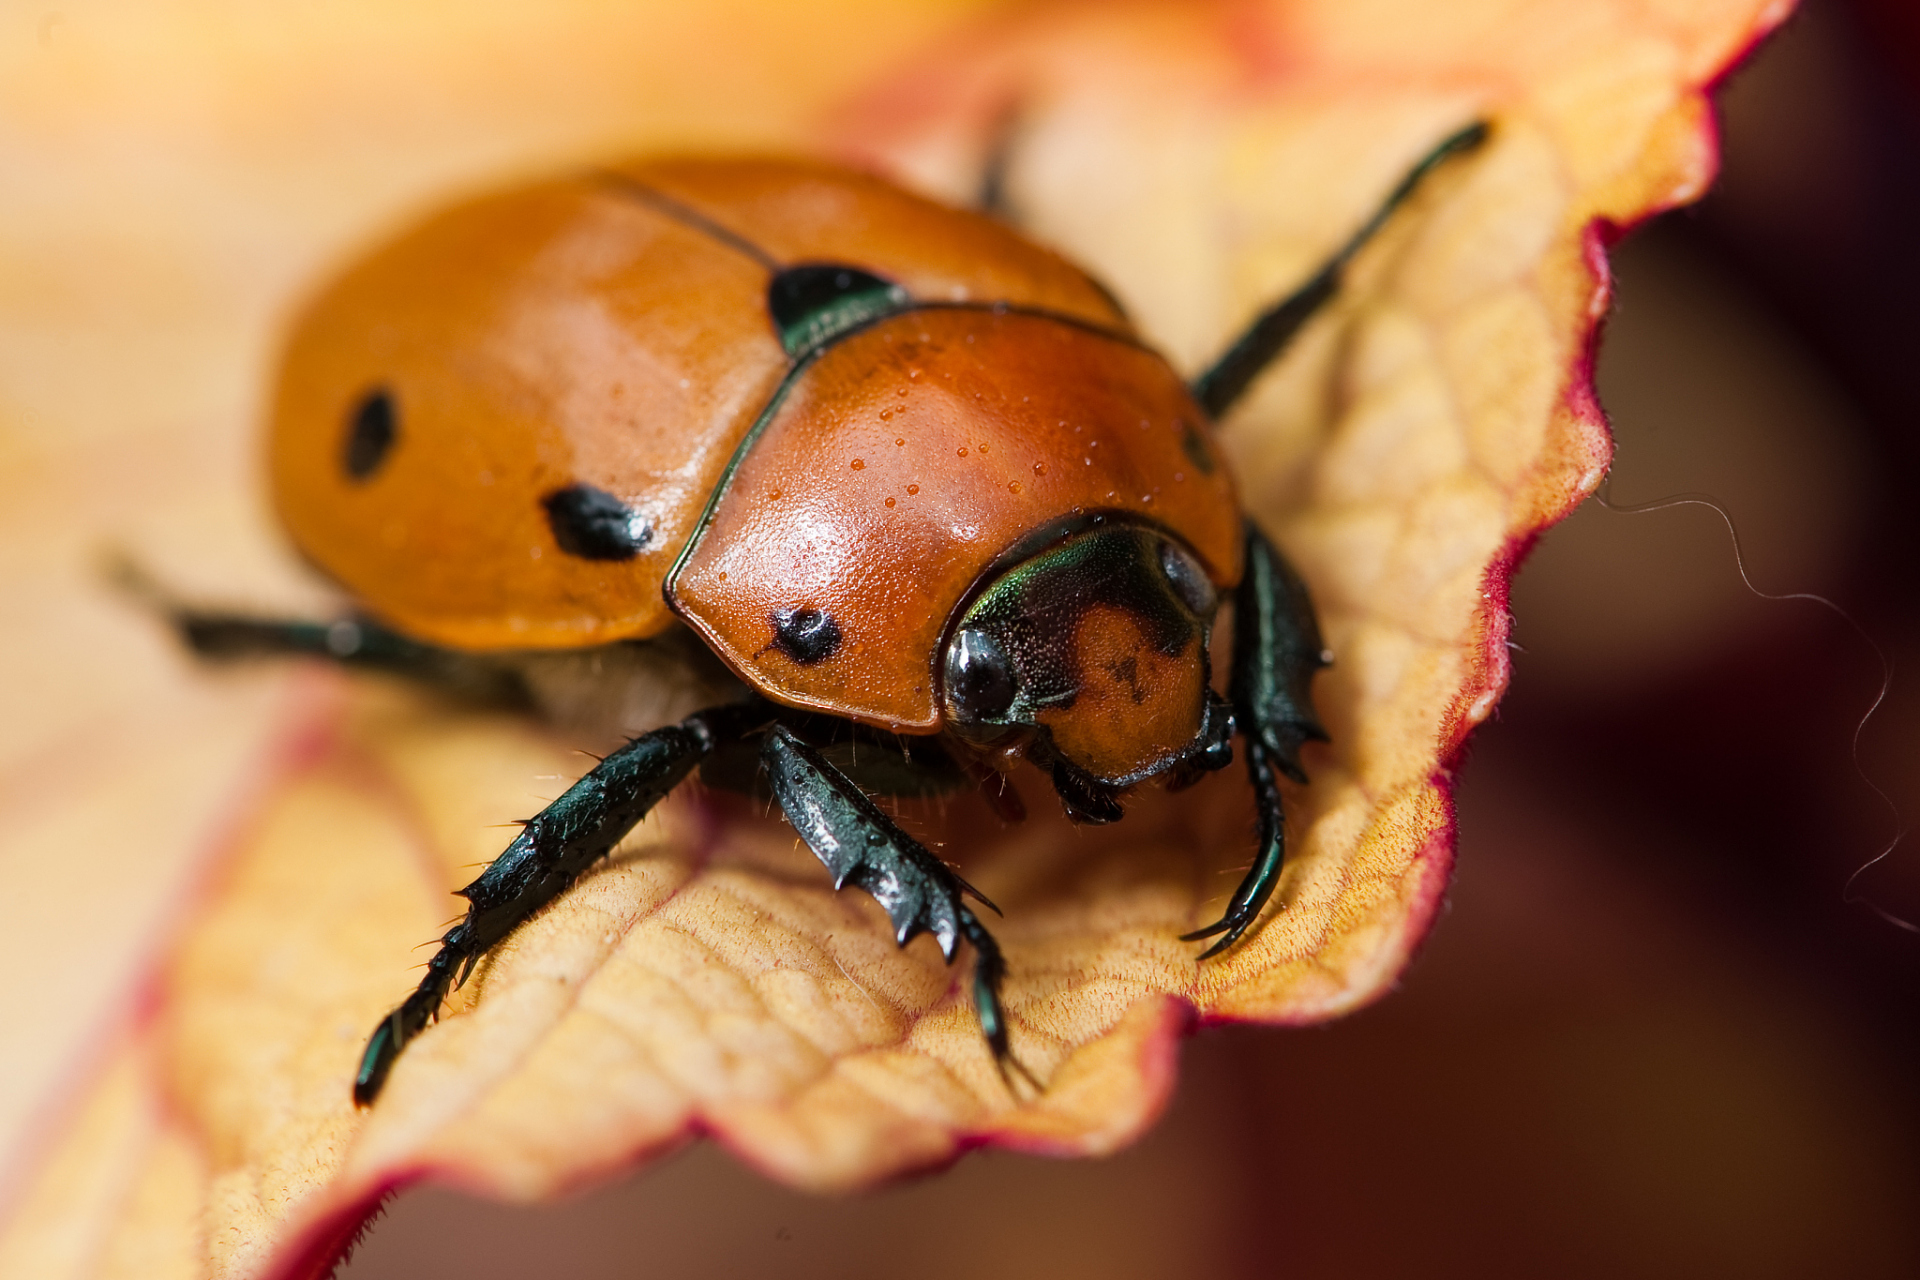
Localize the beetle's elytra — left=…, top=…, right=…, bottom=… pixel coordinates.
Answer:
left=150, top=126, right=1487, bottom=1103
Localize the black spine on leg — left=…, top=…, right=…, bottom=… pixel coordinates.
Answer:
left=352, top=702, right=764, bottom=1105
left=761, top=726, right=1024, bottom=1076
left=1190, top=121, right=1489, bottom=421
left=762, top=726, right=997, bottom=955
left=1183, top=522, right=1329, bottom=954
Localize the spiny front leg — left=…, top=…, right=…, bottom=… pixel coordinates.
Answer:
left=353, top=702, right=764, bottom=1105
left=761, top=726, right=1030, bottom=1081
left=1183, top=522, right=1329, bottom=956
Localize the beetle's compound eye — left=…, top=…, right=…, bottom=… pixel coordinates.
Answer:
left=1158, top=539, right=1215, bottom=616
left=945, top=626, right=1017, bottom=723
left=542, top=484, right=652, bottom=561
left=946, top=524, right=1214, bottom=783
left=343, top=386, right=397, bottom=481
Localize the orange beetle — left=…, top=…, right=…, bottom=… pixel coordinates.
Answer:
left=157, top=130, right=1484, bottom=1102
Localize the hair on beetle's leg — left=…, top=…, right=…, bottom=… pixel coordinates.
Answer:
left=961, top=755, right=1027, bottom=824
left=1190, top=120, right=1489, bottom=420
left=760, top=726, right=1037, bottom=1088
left=353, top=701, right=768, bottom=1105
left=1184, top=521, right=1329, bottom=955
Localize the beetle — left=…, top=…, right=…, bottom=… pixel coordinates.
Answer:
left=148, top=122, right=1486, bottom=1104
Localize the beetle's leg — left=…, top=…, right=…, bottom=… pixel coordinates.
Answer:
left=110, top=557, right=531, bottom=706
left=189, top=611, right=530, bottom=705
left=1183, top=522, right=1329, bottom=956
left=353, top=701, right=767, bottom=1105
left=761, top=726, right=1037, bottom=1088
left=1190, top=121, right=1488, bottom=420
left=975, top=101, right=1022, bottom=220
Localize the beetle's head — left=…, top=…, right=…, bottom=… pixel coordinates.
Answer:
left=939, top=520, right=1233, bottom=809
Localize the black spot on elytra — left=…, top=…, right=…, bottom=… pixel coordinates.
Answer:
left=542, top=484, right=651, bottom=561
left=767, top=264, right=907, bottom=357
left=771, top=607, right=842, bottom=664
left=343, top=387, right=397, bottom=481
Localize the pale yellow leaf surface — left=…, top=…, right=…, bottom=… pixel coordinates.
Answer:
left=0, top=1, right=1785, bottom=1277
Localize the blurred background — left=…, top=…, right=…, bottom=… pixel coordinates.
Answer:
left=331, top=2, right=1920, bottom=1276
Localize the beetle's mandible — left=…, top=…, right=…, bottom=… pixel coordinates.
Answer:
left=146, top=124, right=1488, bottom=1103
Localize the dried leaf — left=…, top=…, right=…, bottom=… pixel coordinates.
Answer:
left=0, top=1, right=1786, bottom=1276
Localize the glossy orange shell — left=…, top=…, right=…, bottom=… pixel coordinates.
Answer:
left=270, top=157, right=1127, bottom=649
left=669, top=309, right=1242, bottom=730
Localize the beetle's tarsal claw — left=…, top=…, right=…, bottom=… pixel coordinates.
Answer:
left=1180, top=895, right=1261, bottom=956
left=353, top=952, right=459, bottom=1105
left=1186, top=738, right=1289, bottom=960
left=993, top=1047, right=1046, bottom=1097
left=1187, top=519, right=1327, bottom=964
left=1195, top=922, right=1252, bottom=961
left=352, top=1016, right=399, bottom=1107
left=960, top=906, right=1041, bottom=1094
